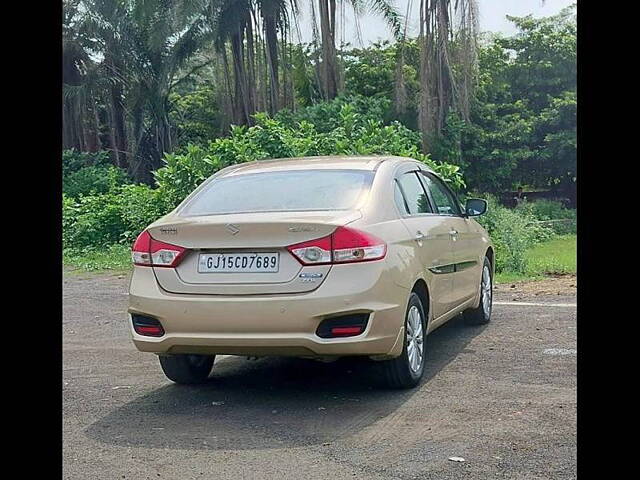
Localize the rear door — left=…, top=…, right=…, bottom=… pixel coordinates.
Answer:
left=419, top=172, right=482, bottom=304
left=394, top=167, right=457, bottom=319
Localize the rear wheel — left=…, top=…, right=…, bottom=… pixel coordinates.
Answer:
left=379, top=292, right=427, bottom=389
left=159, top=354, right=215, bottom=384
left=463, top=256, right=493, bottom=325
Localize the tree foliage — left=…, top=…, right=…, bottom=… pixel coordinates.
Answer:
left=63, top=1, right=576, bottom=192
left=154, top=100, right=465, bottom=206
left=62, top=96, right=465, bottom=250
left=461, top=7, right=577, bottom=194
left=62, top=2, right=577, bottom=276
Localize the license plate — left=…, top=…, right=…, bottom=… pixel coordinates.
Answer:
left=198, top=252, right=279, bottom=273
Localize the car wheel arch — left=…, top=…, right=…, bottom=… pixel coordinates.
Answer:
left=411, top=278, right=431, bottom=326
left=485, top=246, right=495, bottom=273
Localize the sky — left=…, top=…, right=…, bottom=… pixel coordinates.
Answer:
left=295, top=0, right=577, bottom=46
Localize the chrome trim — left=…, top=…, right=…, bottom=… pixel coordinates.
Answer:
left=429, top=264, right=455, bottom=274
left=428, top=260, right=478, bottom=275
left=455, top=260, right=478, bottom=272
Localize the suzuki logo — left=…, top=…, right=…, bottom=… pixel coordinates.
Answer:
left=225, top=223, right=240, bottom=235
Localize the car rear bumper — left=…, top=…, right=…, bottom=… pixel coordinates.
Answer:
left=128, top=263, right=408, bottom=358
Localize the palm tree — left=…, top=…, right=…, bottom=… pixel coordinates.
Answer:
left=74, top=0, right=218, bottom=181
left=258, top=0, right=292, bottom=113
left=211, top=0, right=257, bottom=125
left=123, top=0, right=216, bottom=178
left=63, top=0, right=105, bottom=154
left=418, top=0, right=479, bottom=152
left=71, top=0, right=132, bottom=167
left=210, top=0, right=295, bottom=124
left=313, top=0, right=402, bottom=100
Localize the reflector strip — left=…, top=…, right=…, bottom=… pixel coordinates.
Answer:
left=330, top=326, right=363, bottom=336
left=134, top=325, right=164, bottom=337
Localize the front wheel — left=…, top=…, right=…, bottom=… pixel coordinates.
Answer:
left=379, top=292, right=427, bottom=389
left=463, top=256, right=493, bottom=325
left=159, top=354, right=215, bottom=384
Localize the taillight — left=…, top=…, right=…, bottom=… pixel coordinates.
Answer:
left=131, top=230, right=187, bottom=268
left=287, top=226, right=386, bottom=265
left=331, top=226, right=387, bottom=263
left=287, top=235, right=332, bottom=265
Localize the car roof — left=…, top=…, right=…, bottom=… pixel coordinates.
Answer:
left=222, top=155, right=434, bottom=177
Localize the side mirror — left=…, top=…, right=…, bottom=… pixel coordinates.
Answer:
left=465, top=198, right=487, bottom=216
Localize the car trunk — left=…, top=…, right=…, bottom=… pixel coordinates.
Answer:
left=149, top=210, right=362, bottom=295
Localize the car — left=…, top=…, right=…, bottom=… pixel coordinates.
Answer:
left=128, top=155, right=493, bottom=389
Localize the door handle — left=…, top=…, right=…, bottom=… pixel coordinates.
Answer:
left=415, top=231, right=425, bottom=245
left=449, top=229, right=458, bottom=236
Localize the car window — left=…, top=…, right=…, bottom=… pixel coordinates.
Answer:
left=179, top=169, right=374, bottom=215
left=396, top=172, right=433, bottom=215
left=420, top=173, right=461, bottom=216
left=394, top=181, right=410, bottom=215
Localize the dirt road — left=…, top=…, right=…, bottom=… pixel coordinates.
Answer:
left=63, top=272, right=576, bottom=479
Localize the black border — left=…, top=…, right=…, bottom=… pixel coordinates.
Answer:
left=12, top=0, right=63, bottom=474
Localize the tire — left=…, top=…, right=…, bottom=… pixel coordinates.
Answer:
left=379, top=292, right=427, bottom=389
left=159, top=354, right=215, bottom=384
left=463, top=256, right=493, bottom=325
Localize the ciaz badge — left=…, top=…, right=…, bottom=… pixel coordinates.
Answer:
left=299, top=272, right=323, bottom=282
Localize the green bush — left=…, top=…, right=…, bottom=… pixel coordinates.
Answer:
left=62, top=184, right=173, bottom=249
left=62, top=149, right=112, bottom=176
left=63, top=164, right=130, bottom=198
left=62, top=192, right=127, bottom=248
left=274, top=95, right=393, bottom=134
left=117, top=184, right=173, bottom=244
left=476, top=196, right=554, bottom=273
left=64, top=101, right=467, bottom=253
left=62, top=194, right=78, bottom=248
left=169, top=86, right=224, bottom=146
left=63, top=149, right=130, bottom=198
left=154, top=104, right=465, bottom=209
left=516, top=199, right=576, bottom=234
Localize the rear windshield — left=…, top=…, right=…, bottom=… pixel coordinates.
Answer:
left=179, top=169, right=375, bottom=216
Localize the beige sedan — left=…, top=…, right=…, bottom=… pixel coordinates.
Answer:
left=128, top=155, right=493, bottom=388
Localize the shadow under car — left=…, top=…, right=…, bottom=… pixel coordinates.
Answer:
left=85, top=315, right=486, bottom=451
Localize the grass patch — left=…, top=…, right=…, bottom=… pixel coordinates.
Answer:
left=496, top=234, right=576, bottom=284
left=495, top=271, right=544, bottom=284
left=525, top=234, right=577, bottom=274
left=63, top=244, right=132, bottom=274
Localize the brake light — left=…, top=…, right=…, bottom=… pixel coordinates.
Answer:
left=287, top=226, right=386, bottom=265
left=131, top=230, right=187, bottom=268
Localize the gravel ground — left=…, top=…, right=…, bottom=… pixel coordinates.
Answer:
left=63, top=272, right=576, bottom=480
left=494, top=275, right=577, bottom=299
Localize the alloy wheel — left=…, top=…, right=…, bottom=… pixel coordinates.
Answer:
left=482, top=265, right=492, bottom=318
left=406, top=305, right=424, bottom=373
